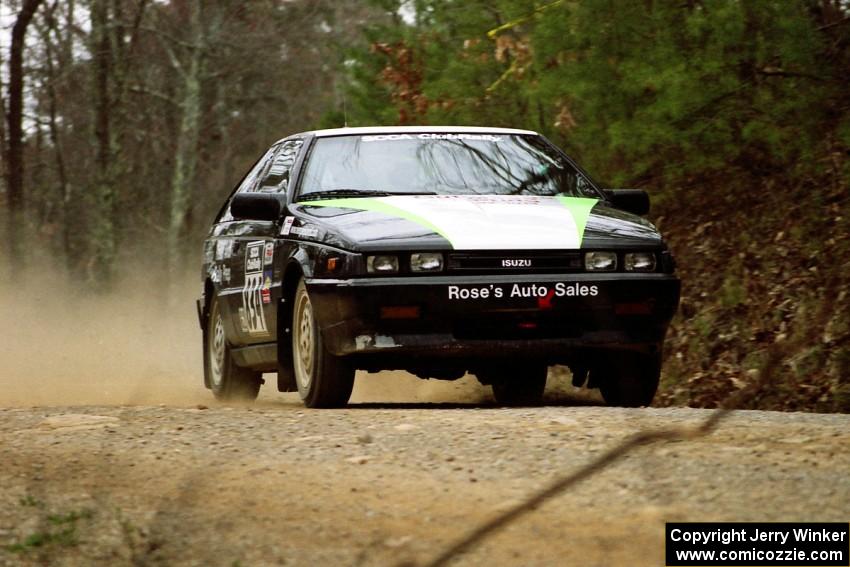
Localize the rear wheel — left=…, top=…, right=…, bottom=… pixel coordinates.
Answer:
left=204, top=296, right=262, bottom=401
left=596, top=352, right=660, bottom=407
left=292, top=279, right=355, bottom=408
left=479, top=363, right=548, bottom=406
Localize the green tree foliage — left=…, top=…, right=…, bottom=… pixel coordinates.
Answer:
left=346, top=0, right=848, bottom=188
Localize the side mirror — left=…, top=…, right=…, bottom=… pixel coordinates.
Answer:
left=231, top=193, right=283, bottom=221
left=603, top=189, right=650, bottom=216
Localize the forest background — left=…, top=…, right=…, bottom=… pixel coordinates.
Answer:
left=1, top=0, right=848, bottom=412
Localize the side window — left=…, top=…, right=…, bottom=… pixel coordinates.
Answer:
left=240, top=146, right=277, bottom=193
left=254, top=140, right=303, bottom=194
left=576, top=175, right=597, bottom=198
left=218, top=146, right=277, bottom=222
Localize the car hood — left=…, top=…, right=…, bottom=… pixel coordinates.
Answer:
left=291, top=195, right=663, bottom=252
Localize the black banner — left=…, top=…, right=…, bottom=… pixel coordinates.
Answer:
left=666, top=522, right=849, bottom=566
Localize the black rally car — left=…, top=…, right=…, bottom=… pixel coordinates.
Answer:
left=198, top=126, right=680, bottom=408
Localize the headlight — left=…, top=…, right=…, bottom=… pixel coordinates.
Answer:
left=585, top=251, right=617, bottom=271
left=410, top=252, right=444, bottom=272
left=366, top=255, right=399, bottom=274
left=624, top=252, right=656, bottom=272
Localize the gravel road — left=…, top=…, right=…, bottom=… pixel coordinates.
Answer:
left=1, top=379, right=848, bottom=567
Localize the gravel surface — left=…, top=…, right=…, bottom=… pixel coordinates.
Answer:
left=1, top=392, right=848, bottom=567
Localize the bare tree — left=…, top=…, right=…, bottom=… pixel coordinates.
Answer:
left=165, top=0, right=206, bottom=286
left=37, top=1, right=72, bottom=269
left=86, top=0, right=118, bottom=286
left=3, top=0, right=386, bottom=286
left=4, top=0, right=45, bottom=277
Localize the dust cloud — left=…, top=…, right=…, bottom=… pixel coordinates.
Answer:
left=350, top=371, right=489, bottom=404
left=0, top=268, right=496, bottom=408
left=0, top=270, right=207, bottom=407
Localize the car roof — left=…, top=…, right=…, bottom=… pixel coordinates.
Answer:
left=275, top=125, right=538, bottom=144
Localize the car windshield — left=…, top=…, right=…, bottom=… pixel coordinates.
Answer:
left=296, top=133, right=601, bottom=200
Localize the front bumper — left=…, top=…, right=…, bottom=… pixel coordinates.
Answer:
left=307, top=273, right=680, bottom=362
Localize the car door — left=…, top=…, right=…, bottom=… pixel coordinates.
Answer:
left=212, top=145, right=277, bottom=347
left=246, top=139, right=303, bottom=346
left=230, top=139, right=304, bottom=347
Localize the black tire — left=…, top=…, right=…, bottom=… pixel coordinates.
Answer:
left=292, top=279, right=355, bottom=408
left=483, top=363, right=548, bottom=406
left=596, top=352, right=660, bottom=407
left=204, top=296, right=262, bottom=401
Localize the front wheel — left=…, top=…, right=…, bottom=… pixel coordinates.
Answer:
left=292, top=279, right=355, bottom=408
left=204, top=296, right=262, bottom=401
left=596, top=352, right=660, bottom=407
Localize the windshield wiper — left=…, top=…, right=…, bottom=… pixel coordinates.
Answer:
left=298, top=189, right=437, bottom=202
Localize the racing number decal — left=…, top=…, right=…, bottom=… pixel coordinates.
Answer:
left=242, top=241, right=268, bottom=335
left=244, top=273, right=266, bottom=334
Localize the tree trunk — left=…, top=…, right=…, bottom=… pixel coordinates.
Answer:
left=0, top=39, right=7, bottom=280
left=166, top=0, right=204, bottom=286
left=4, top=0, right=44, bottom=278
left=89, top=0, right=117, bottom=288
left=39, top=4, right=72, bottom=272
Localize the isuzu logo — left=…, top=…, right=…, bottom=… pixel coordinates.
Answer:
left=501, top=258, right=532, bottom=268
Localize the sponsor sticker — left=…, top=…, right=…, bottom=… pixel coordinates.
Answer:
left=447, top=282, right=599, bottom=301
left=215, top=239, right=234, bottom=261
left=361, top=133, right=502, bottom=143
left=261, top=276, right=272, bottom=304
left=242, top=241, right=268, bottom=335
left=245, top=241, right=263, bottom=273
left=290, top=226, right=318, bottom=238
left=280, top=216, right=295, bottom=236
left=263, top=242, right=274, bottom=265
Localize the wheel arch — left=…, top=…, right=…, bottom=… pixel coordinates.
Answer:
left=201, top=277, right=216, bottom=388
left=202, top=278, right=215, bottom=320
left=276, top=260, right=305, bottom=392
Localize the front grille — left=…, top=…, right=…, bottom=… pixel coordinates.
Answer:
left=447, top=251, right=583, bottom=274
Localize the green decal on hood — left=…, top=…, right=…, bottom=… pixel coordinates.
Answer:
left=556, top=195, right=597, bottom=244
left=306, top=197, right=450, bottom=241
left=303, top=195, right=598, bottom=250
